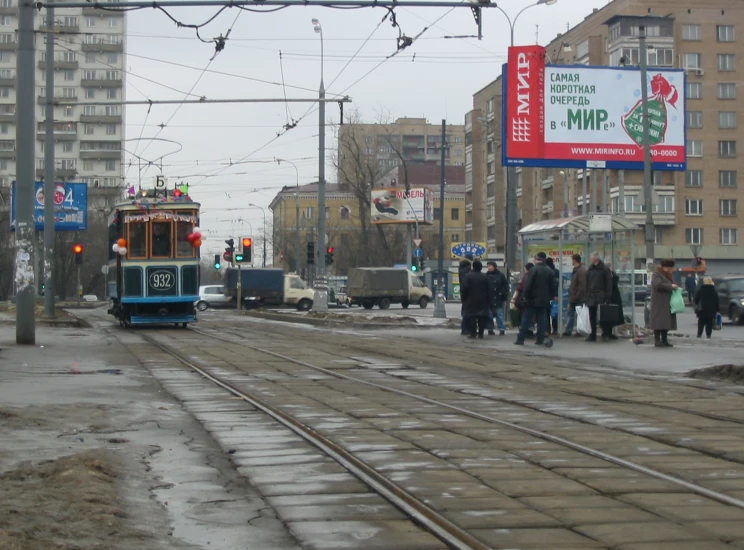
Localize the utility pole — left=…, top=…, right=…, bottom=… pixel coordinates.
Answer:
left=639, top=25, right=655, bottom=268
left=433, top=119, right=447, bottom=318
left=43, top=0, right=56, bottom=318
left=313, top=18, right=328, bottom=312
left=15, top=0, right=36, bottom=344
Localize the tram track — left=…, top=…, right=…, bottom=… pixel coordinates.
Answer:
left=166, top=322, right=744, bottom=512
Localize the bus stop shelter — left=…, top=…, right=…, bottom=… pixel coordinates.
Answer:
left=519, top=215, right=641, bottom=335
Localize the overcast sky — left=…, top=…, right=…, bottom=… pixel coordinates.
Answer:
left=122, top=0, right=611, bottom=255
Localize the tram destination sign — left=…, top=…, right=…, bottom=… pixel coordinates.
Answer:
left=10, top=181, right=88, bottom=231
left=502, top=45, right=686, bottom=171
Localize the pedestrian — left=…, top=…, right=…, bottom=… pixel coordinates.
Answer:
left=694, top=276, right=719, bottom=339
left=685, top=273, right=697, bottom=305
left=511, top=263, right=534, bottom=337
left=563, top=253, right=587, bottom=337
left=544, top=257, right=560, bottom=335
left=650, top=258, right=680, bottom=347
left=461, top=260, right=493, bottom=339
left=459, top=254, right=473, bottom=335
left=599, top=262, right=623, bottom=340
left=584, top=252, right=613, bottom=342
left=515, top=252, right=558, bottom=346
left=485, top=261, right=508, bottom=335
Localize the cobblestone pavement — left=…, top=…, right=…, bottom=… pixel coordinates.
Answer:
left=85, top=306, right=744, bottom=550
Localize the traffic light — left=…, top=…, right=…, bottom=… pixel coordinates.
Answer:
left=307, top=242, right=315, bottom=265
left=325, top=247, right=334, bottom=266
left=214, top=254, right=221, bottom=270
left=73, top=243, right=83, bottom=265
left=235, top=237, right=252, bottom=263
left=224, top=238, right=235, bottom=263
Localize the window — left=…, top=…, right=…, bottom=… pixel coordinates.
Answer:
left=105, top=70, right=119, bottom=80
left=82, top=69, right=96, bottom=80
left=86, top=17, right=97, bottom=27
left=106, top=124, right=116, bottom=135
left=486, top=99, right=494, bottom=114
left=85, top=52, right=96, bottom=63
left=176, top=217, right=196, bottom=258
left=108, top=17, right=120, bottom=28
left=686, top=228, right=703, bottom=245
left=682, top=24, right=701, bottom=40
left=433, top=209, right=440, bottom=221
left=576, top=39, right=588, bottom=60
left=717, top=25, right=735, bottom=42
left=0, top=87, right=9, bottom=98
left=151, top=221, right=172, bottom=257
left=62, top=16, right=77, bottom=27
left=0, top=16, right=10, bottom=26
left=83, top=105, right=96, bottom=116
left=60, top=159, right=75, bottom=170
left=721, top=228, right=738, bottom=245
left=683, top=53, right=702, bottom=69
left=654, top=227, right=664, bottom=245
left=719, top=140, right=737, bottom=158
left=0, top=159, right=6, bottom=170
left=84, top=124, right=94, bottom=135
left=303, top=207, right=313, bottom=219
left=718, top=54, right=735, bottom=71
left=106, top=53, right=118, bottom=64
left=0, top=52, right=9, bottom=63
left=62, top=52, right=76, bottom=62
left=487, top=161, right=494, bottom=176
left=0, top=123, right=6, bottom=134
left=686, top=170, right=703, bottom=187
left=62, top=142, right=73, bottom=153
left=83, top=161, right=93, bottom=171
left=685, top=199, right=703, bottom=215
left=719, top=112, right=737, bottom=129
left=720, top=199, right=737, bottom=216
left=63, top=70, right=74, bottom=81
left=0, top=0, right=10, bottom=7
left=720, top=170, right=737, bottom=188
left=687, top=82, right=702, bottom=99
left=61, top=87, right=76, bottom=98
left=687, top=111, right=703, bottom=129
left=648, top=48, right=674, bottom=67
left=451, top=234, right=459, bottom=243
left=105, top=159, right=116, bottom=171
left=718, top=83, right=736, bottom=100
left=127, top=221, right=147, bottom=259
left=105, top=105, right=119, bottom=116
left=658, top=196, right=674, bottom=213
left=451, top=208, right=459, bottom=221
left=487, top=140, right=495, bottom=155
left=0, top=33, right=15, bottom=44
left=0, top=68, right=11, bottom=79
left=687, top=140, right=703, bottom=157
left=85, top=88, right=95, bottom=99
left=624, top=196, right=635, bottom=212
left=340, top=207, right=350, bottom=220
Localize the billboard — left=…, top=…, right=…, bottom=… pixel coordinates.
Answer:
left=10, top=181, right=88, bottom=231
left=371, top=187, right=434, bottom=224
left=503, top=45, right=686, bottom=171
left=451, top=242, right=486, bottom=260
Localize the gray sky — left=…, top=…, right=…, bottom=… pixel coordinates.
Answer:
left=122, top=0, right=611, bottom=255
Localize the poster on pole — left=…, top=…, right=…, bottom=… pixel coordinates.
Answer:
left=10, top=181, right=88, bottom=231
left=502, top=45, right=686, bottom=171
left=371, top=188, right=434, bottom=224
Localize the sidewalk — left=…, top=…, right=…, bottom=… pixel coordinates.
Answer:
left=0, top=321, right=297, bottom=550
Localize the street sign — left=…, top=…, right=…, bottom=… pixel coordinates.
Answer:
left=413, top=238, right=423, bottom=248
left=413, top=248, right=423, bottom=258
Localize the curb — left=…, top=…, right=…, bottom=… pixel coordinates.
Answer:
left=239, top=309, right=458, bottom=330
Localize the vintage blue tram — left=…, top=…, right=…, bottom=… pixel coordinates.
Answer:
left=107, top=190, right=201, bottom=327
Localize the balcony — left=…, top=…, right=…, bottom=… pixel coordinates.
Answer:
left=36, top=167, right=77, bottom=179
left=0, top=149, right=14, bottom=158
left=0, top=39, right=16, bottom=51
left=38, top=94, right=78, bottom=105
left=542, top=200, right=554, bottom=214
left=81, top=78, right=123, bottom=88
left=622, top=207, right=675, bottom=226
left=81, top=41, right=124, bottom=53
left=0, top=112, right=14, bottom=122
left=0, top=6, right=15, bottom=15
left=541, top=176, right=554, bottom=190
left=40, top=23, right=79, bottom=33
left=38, top=60, right=79, bottom=70
left=80, top=114, right=122, bottom=123
left=37, top=129, right=77, bottom=141
left=80, top=150, right=121, bottom=160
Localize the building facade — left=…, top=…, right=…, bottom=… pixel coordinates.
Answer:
left=0, top=5, right=126, bottom=194
left=270, top=166, right=466, bottom=275
left=467, top=0, right=744, bottom=273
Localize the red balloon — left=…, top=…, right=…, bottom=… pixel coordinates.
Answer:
left=193, top=239, right=202, bottom=248
left=192, top=232, right=202, bottom=240
left=186, top=233, right=196, bottom=243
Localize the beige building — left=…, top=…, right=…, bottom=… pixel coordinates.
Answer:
left=466, top=0, right=744, bottom=273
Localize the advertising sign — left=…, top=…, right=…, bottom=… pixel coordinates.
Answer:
left=371, top=187, right=434, bottom=225
left=451, top=242, right=486, bottom=260
left=503, top=45, right=686, bottom=171
left=10, top=181, right=88, bottom=231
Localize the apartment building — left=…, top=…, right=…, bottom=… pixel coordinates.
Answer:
left=337, top=117, right=465, bottom=187
left=0, top=3, right=125, bottom=198
left=466, top=0, right=744, bottom=273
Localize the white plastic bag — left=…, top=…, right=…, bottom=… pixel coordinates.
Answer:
left=576, top=305, right=591, bottom=335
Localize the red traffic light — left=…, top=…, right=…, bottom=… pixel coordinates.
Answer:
left=327, top=247, right=334, bottom=253
left=73, top=244, right=83, bottom=254
left=242, top=237, right=252, bottom=248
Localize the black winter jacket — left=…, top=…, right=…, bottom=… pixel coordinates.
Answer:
left=461, top=271, right=493, bottom=318
left=486, top=269, right=508, bottom=305
left=694, top=285, right=719, bottom=321
left=523, top=262, right=558, bottom=309
left=585, top=261, right=613, bottom=307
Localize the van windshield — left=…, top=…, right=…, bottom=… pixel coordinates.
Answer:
left=728, top=279, right=744, bottom=293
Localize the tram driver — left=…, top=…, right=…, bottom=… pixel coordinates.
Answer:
left=152, top=222, right=172, bottom=256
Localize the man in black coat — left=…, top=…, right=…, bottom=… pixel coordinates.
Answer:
left=458, top=254, right=473, bottom=335
left=461, top=260, right=493, bottom=339
left=584, top=252, right=613, bottom=342
left=515, top=252, right=558, bottom=346
left=485, top=261, right=508, bottom=335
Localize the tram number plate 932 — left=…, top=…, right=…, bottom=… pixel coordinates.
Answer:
left=149, top=271, right=175, bottom=290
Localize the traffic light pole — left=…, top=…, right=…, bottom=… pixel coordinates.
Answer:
left=433, top=119, right=447, bottom=319
left=236, top=264, right=242, bottom=311
left=76, top=265, right=81, bottom=307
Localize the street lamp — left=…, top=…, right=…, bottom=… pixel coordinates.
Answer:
left=276, top=158, right=301, bottom=273
left=312, top=17, right=328, bottom=312
left=248, top=203, right=267, bottom=267
left=499, top=0, right=558, bottom=292
left=559, top=170, right=568, bottom=218
left=638, top=25, right=655, bottom=268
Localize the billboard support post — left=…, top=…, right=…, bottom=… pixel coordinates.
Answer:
left=43, top=0, right=55, bottom=318
left=639, top=25, right=655, bottom=268
left=433, top=119, right=447, bottom=319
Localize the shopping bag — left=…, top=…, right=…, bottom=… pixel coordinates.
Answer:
left=576, top=305, right=591, bottom=335
left=598, top=304, right=622, bottom=325
left=714, top=313, right=723, bottom=330
left=670, top=288, right=686, bottom=314
left=550, top=301, right=559, bottom=319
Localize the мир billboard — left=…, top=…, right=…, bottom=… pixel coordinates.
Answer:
left=503, top=45, right=686, bottom=171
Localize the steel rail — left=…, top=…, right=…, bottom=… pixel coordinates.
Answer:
left=138, top=331, right=491, bottom=550
left=187, top=324, right=744, bottom=511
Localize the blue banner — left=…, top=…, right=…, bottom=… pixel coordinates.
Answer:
left=451, top=242, right=486, bottom=259
left=10, top=181, right=88, bottom=231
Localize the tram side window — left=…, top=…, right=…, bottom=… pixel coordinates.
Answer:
left=151, top=221, right=172, bottom=257
left=176, top=220, right=195, bottom=258
left=108, top=223, right=118, bottom=261
left=127, top=222, right=147, bottom=259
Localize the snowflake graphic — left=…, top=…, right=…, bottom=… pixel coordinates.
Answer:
left=512, top=118, right=531, bottom=142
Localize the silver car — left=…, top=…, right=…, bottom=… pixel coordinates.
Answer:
left=196, top=285, right=231, bottom=311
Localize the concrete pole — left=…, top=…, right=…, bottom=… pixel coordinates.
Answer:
left=602, top=170, right=608, bottom=213
left=582, top=170, right=588, bottom=215
left=433, top=120, right=447, bottom=318
left=15, top=0, right=36, bottom=344
left=591, top=169, right=597, bottom=213
left=406, top=224, right=412, bottom=267
left=618, top=169, right=626, bottom=215
left=43, top=0, right=56, bottom=318
left=313, top=18, right=328, bottom=311
left=639, top=26, right=655, bottom=267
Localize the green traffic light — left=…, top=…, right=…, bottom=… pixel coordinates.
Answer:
left=411, top=264, right=418, bottom=272
left=235, top=254, right=244, bottom=262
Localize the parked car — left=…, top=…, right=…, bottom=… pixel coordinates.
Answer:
left=713, top=274, right=744, bottom=324
left=196, top=285, right=231, bottom=311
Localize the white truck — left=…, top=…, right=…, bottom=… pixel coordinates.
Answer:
left=347, top=267, right=432, bottom=310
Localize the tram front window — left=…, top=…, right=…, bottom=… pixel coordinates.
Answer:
left=151, top=222, right=172, bottom=257
left=177, top=221, right=195, bottom=257
left=128, top=222, right=147, bottom=258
